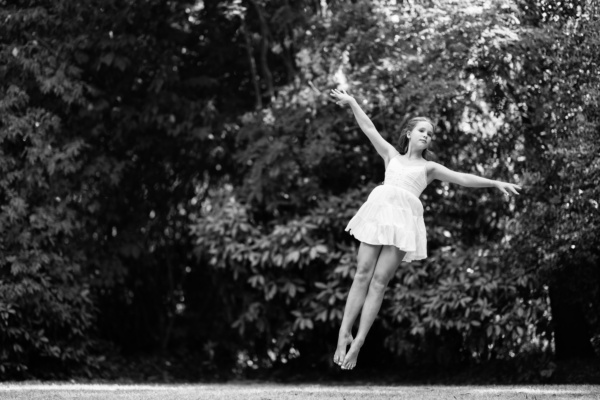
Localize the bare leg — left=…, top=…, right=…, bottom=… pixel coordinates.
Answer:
left=333, top=242, right=382, bottom=365
left=341, top=245, right=405, bottom=370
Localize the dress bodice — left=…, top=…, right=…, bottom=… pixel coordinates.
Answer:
left=383, top=156, right=428, bottom=198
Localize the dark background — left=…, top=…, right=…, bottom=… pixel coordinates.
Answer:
left=1, top=0, right=599, bottom=383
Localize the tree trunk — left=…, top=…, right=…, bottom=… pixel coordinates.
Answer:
left=240, top=20, right=262, bottom=110
left=248, top=0, right=274, bottom=100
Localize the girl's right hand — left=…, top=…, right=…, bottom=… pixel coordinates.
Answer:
left=330, top=89, right=355, bottom=106
left=495, top=181, right=522, bottom=197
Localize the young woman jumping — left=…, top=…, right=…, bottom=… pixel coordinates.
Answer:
left=329, top=89, right=521, bottom=370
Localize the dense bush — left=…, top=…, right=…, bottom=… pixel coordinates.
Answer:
left=190, top=187, right=552, bottom=374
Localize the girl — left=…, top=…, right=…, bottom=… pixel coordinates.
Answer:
left=329, top=89, right=521, bottom=370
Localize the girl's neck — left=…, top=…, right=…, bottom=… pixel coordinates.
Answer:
left=404, top=146, right=424, bottom=160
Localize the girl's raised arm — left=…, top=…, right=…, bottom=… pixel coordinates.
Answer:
left=330, top=89, right=398, bottom=163
left=429, top=162, right=521, bottom=197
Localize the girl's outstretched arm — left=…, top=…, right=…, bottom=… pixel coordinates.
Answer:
left=330, top=89, right=397, bottom=163
left=429, top=162, right=521, bottom=196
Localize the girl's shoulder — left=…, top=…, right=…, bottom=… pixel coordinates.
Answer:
left=424, top=160, right=447, bottom=176
left=425, top=160, right=443, bottom=168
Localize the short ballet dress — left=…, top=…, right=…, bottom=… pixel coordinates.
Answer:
left=345, top=154, right=428, bottom=262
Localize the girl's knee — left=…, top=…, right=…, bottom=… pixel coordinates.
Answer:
left=369, top=273, right=390, bottom=292
left=354, top=259, right=376, bottom=283
left=354, top=266, right=373, bottom=284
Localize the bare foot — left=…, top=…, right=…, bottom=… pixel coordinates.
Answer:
left=341, top=339, right=363, bottom=370
left=333, top=331, right=353, bottom=366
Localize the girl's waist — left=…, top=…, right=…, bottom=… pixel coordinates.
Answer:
left=378, top=183, right=423, bottom=201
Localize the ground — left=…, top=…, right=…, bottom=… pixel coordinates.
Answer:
left=0, top=383, right=599, bottom=400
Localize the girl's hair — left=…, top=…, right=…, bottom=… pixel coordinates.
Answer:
left=396, top=117, right=437, bottom=161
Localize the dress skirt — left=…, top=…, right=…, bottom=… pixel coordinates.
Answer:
left=345, top=184, right=427, bottom=262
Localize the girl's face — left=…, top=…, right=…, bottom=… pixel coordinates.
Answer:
left=408, top=121, right=434, bottom=149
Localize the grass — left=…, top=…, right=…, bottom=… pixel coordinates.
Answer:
left=0, top=383, right=599, bottom=400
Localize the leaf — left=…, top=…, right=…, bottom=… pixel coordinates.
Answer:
left=516, top=326, right=525, bottom=336
left=113, top=56, right=130, bottom=71
left=315, top=310, right=328, bottom=322
left=266, top=284, right=277, bottom=300
left=285, top=250, right=300, bottom=264
left=100, top=52, right=115, bottom=66
left=304, top=318, right=314, bottom=330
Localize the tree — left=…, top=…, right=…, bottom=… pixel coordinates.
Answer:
left=1, top=0, right=597, bottom=379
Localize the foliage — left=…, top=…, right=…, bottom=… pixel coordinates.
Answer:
left=0, top=0, right=223, bottom=377
left=384, top=244, right=550, bottom=365
left=0, top=5, right=95, bottom=376
left=190, top=190, right=550, bottom=371
left=191, top=0, right=599, bottom=375
left=0, top=0, right=598, bottom=381
left=478, top=0, right=600, bottom=356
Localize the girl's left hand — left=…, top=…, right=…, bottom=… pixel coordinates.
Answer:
left=495, top=181, right=522, bottom=197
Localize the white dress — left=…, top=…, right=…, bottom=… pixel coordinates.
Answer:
left=345, top=154, right=428, bottom=262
